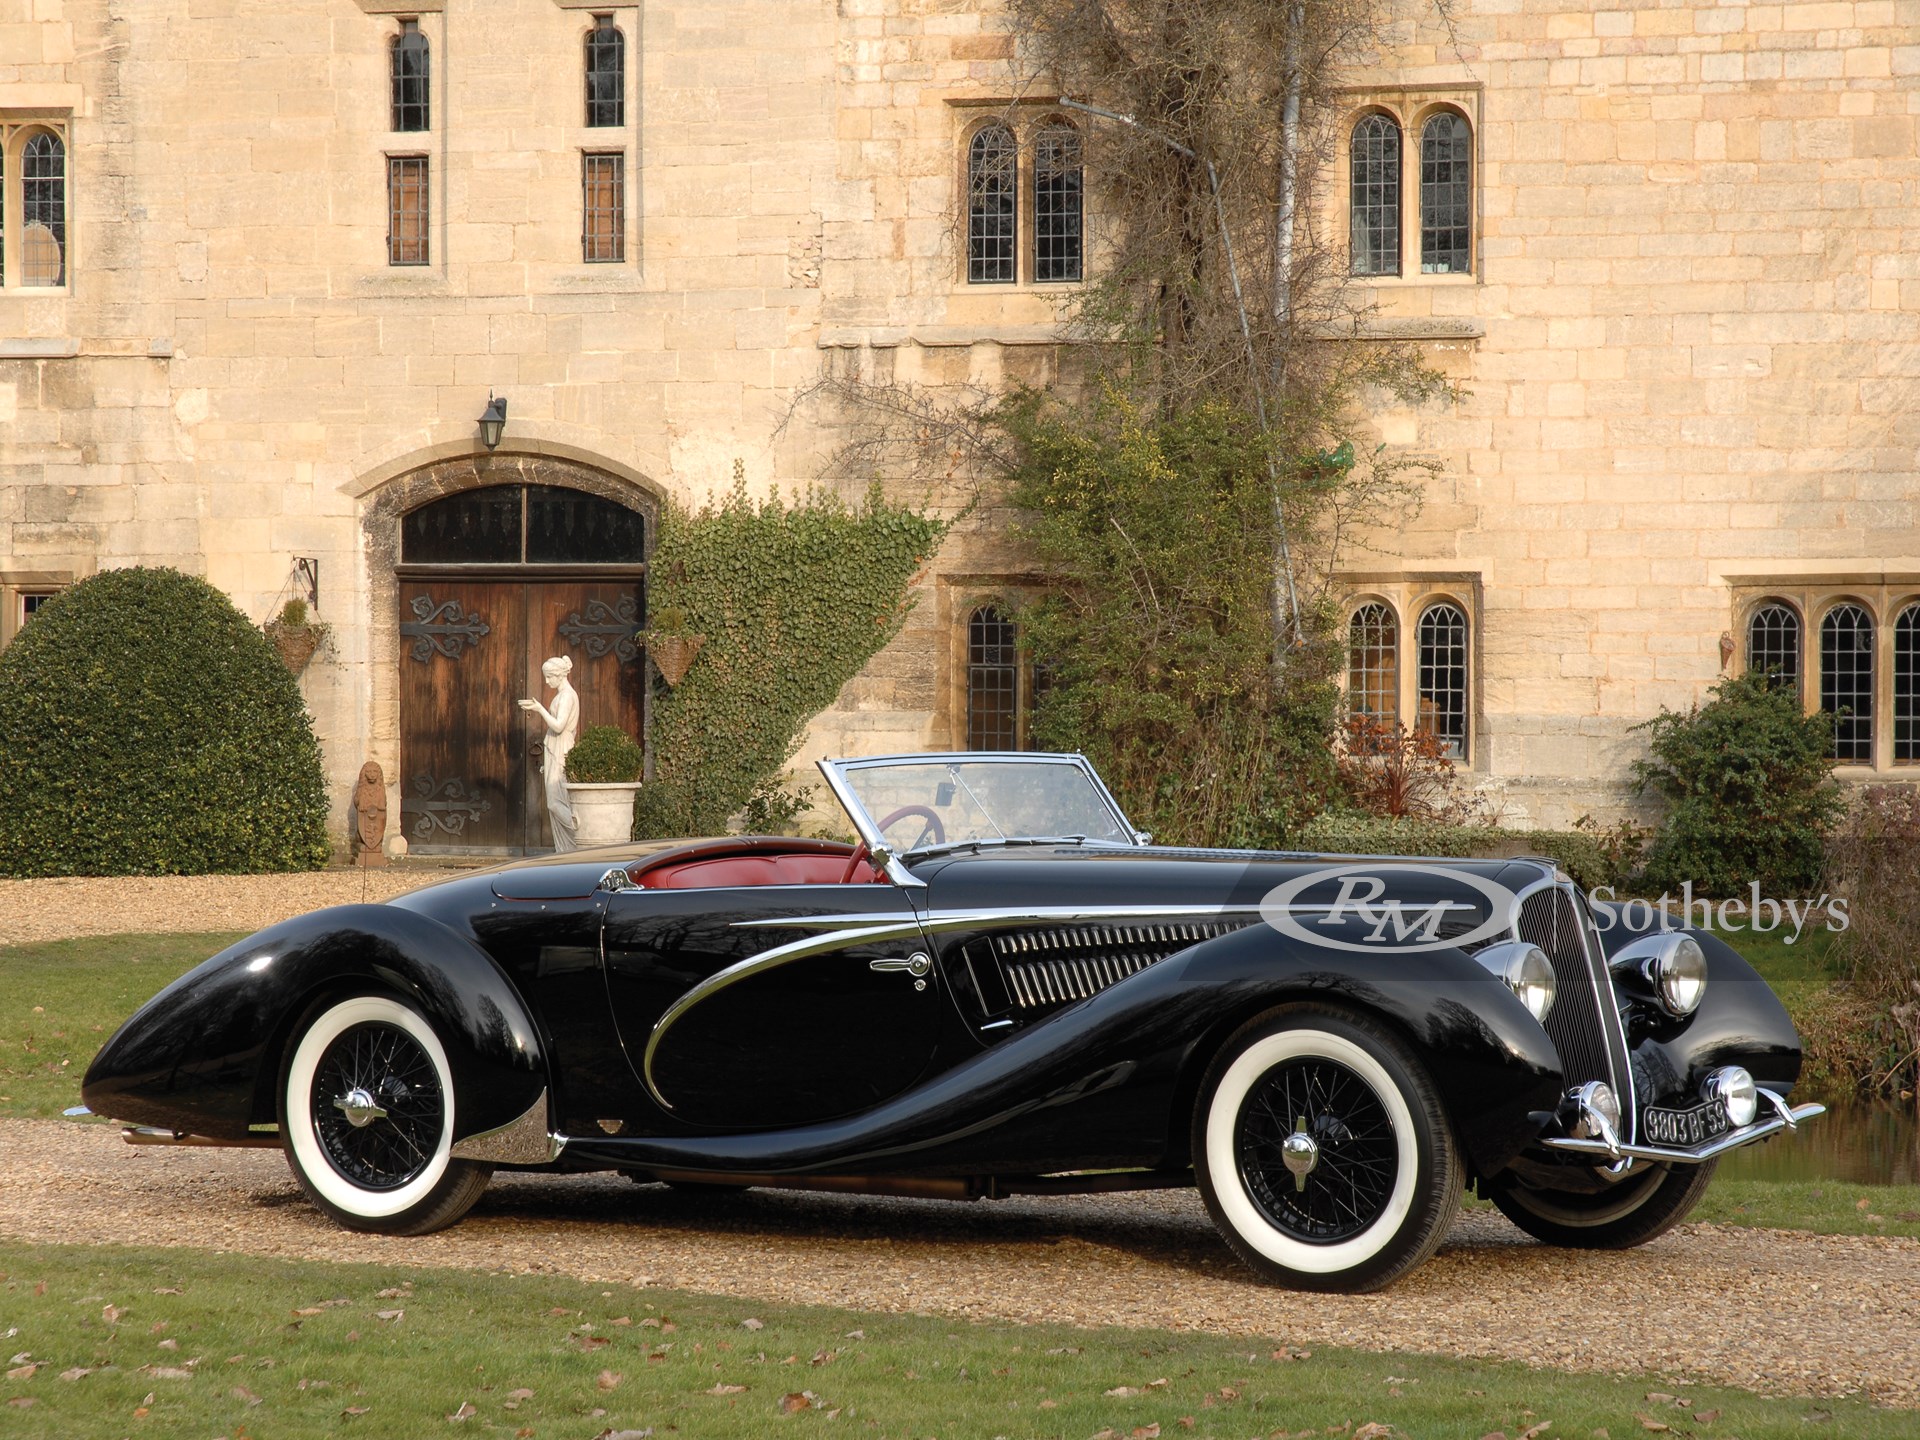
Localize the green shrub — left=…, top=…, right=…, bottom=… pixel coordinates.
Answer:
left=0, top=567, right=332, bottom=875
left=564, top=724, right=644, bottom=784
left=1632, top=670, right=1843, bottom=896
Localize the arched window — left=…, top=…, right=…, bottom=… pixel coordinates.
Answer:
left=967, top=124, right=1017, bottom=284
left=1349, top=114, right=1400, bottom=277
left=22, top=131, right=67, bottom=287
left=1034, top=122, right=1082, bottom=283
left=1747, top=602, right=1801, bottom=694
left=1821, top=603, right=1875, bottom=762
left=391, top=19, right=430, bottom=132
left=401, top=485, right=647, bottom=566
left=1347, top=603, right=1398, bottom=723
left=1420, top=112, right=1471, bottom=275
left=1894, top=604, right=1919, bottom=763
left=967, top=605, right=1020, bottom=750
left=1889, top=602, right=1920, bottom=768
left=585, top=14, right=625, bottom=128
left=1416, top=602, right=1469, bottom=758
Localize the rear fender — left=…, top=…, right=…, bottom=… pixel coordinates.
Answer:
left=80, top=905, right=549, bottom=1144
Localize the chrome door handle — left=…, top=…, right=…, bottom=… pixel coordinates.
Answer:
left=870, top=952, right=932, bottom=978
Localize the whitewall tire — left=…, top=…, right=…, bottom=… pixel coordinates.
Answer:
left=282, top=994, right=492, bottom=1235
left=1491, top=1158, right=1718, bottom=1249
left=1193, top=1005, right=1462, bottom=1293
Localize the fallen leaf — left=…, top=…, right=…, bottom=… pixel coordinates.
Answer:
left=547, top=1307, right=573, bottom=1317
left=231, top=1385, right=262, bottom=1406
left=612, top=1316, right=633, bottom=1327
left=145, top=1366, right=193, bottom=1380
left=1694, top=1410, right=1720, bottom=1425
left=597, top=1369, right=622, bottom=1391
left=1356, top=1426, right=1395, bottom=1440
left=1106, top=1385, right=1145, bottom=1397
left=6, top=1363, right=38, bottom=1381
left=342, top=1406, right=370, bottom=1417
left=448, top=1400, right=478, bottom=1421
left=741, top=1318, right=765, bottom=1331
left=1634, top=1416, right=1669, bottom=1434
left=6, top=1397, right=34, bottom=1410
left=157, top=1338, right=179, bottom=1351
left=58, top=1367, right=93, bottom=1382
left=153, top=1287, right=182, bottom=1295
left=506, top=1388, right=534, bottom=1401
left=780, top=1391, right=812, bottom=1413
left=843, top=1329, right=864, bottom=1340
left=1133, top=1426, right=1163, bottom=1439
left=708, top=1382, right=748, bottom=1395
left=1519, top=1424, right=1550, bottom=1440
left=1856, top=1197, right=1872, bottom=1211
left=292, top=1307, right=326, bottom=1318
left=374, top=1310, right=403, bottom=1323
left=1646, top=1393, right=1677, bottom=1405
left=1038, top=1399, right=1057, bottom=1409
left=102, top=1304, right=125, bottom=1324
left=376, top=1287, right=408, bottom=1299
left=811, top=1350, right=835, bottom=1366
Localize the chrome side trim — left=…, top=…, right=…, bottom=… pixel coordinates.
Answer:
left=122, top=1126, right=280, bottom=1149
left=450, top=1087, right=562, bottom=1165
left=1539, top=1102, right=1825, bottom=1165
left=740, top=903, right=1284, bottom=934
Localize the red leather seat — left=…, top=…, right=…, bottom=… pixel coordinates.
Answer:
left=639, top=852, right=878, bottom=889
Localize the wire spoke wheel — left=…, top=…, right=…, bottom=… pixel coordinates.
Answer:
left=311, top=1021, right=446, bottom=1190
left=1237, top=1057, right=1399, bottom=1243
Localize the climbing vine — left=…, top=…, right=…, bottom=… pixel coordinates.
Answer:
left=634, top=477, right=949, bottom=838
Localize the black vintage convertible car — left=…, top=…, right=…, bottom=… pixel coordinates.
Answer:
left=83, top=751, right=1822, bottom=1291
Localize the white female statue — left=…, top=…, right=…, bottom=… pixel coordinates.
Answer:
left=518, top=655, right=580, bottom=852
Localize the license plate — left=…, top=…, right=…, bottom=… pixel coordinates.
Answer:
left=1641, top=1098, right=1732, bottom=1147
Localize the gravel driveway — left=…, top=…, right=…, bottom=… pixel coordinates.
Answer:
left=2, top=1116, right=1915, bottom=1408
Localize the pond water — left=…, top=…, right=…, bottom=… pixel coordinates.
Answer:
left=1715, top=1097, right=1920, bottom=1186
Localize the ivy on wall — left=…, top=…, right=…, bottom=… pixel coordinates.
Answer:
left=634, top=477, right=949, bottom=839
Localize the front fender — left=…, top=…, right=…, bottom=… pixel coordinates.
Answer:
left=81, top=905, right=548, bottom=1143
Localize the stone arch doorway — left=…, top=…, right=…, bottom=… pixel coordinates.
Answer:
left=363, top=456, right=657, bottom=854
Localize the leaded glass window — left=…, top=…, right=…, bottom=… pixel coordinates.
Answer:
left=1821, top=603, right=1874, bottom=762
left=22, top=132, right=66, bottom=287
left=1420, top=112, right=1471, bottom=275
left=967, top=606, right=1019, bottom=750
left=582, top=153, right=625, bottom=263
left=1897, top=604, right=1920, bottom=763
left=1747, top=602, right=1801, bottom=695
left=387, top=156, right=429, bottom=265
left=1034, top=123, right=1083, bottom=283
left=391, top=20, right=430, bottom=133
left=585, top=15, right=625, bottom=128
left=967, top=124, right=1016, bottom=284
left=1349, top=114, right=1400, bottom=277
left=1348, top=603, right=1398, bottom=723
left=1416, top=602, right=1468, bottom=758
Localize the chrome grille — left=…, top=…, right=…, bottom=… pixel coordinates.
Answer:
left=992, top=921, right=1249, bottom=1012
left=1517, top=887, right=1612, bottom=1088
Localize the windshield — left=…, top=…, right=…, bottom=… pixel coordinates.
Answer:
left=824, top=755, right=1136, bottom=853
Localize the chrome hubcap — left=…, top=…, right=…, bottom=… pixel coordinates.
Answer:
left=333, top=1087, right=387, bottom=1129
left=1282, top=1120, right=1319, bottom=1193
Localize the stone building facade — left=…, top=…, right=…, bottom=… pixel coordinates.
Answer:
left=1, top=0, right=1915, bottom=850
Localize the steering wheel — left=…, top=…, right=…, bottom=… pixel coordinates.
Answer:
left=875, top=804, right=946, bottom=852
left=839, top=841, right=871, bottom=885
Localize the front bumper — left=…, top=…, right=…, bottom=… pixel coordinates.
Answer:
left=1539, top=1087, right=1825, bottom=1165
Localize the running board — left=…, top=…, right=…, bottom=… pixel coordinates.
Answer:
left=643, top=1168, right=1194, bottom=1201
left=122, top=1125, right=281, bottom=1149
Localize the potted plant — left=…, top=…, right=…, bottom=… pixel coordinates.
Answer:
left=564, top=724, right=645, bottom=846
left=264, top=598, right=329, bottom=676
left=643, top=604, right=706, bottom=687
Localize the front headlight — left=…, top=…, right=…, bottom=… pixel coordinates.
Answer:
left=1648, top=935, right=1707, bottom=1017
left=1472, top=940, right=1557, bottom=1023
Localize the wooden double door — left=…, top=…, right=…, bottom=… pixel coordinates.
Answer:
left=398, top=575, right=647, bottom=853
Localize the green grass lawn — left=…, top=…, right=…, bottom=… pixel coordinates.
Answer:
left=0, top=1241, right=1906, bottom=1440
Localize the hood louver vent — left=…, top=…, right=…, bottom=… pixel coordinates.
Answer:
left=991, top=920, right=1251, bottom=1013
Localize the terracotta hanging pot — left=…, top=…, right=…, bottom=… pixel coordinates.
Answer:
left=265, top=620, right=327, bottom=676
left=648, top=632, right=706, bottom=687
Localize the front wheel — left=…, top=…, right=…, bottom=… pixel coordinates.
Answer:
left=1193, top=1005, right=1462, bottom=1293
left=282, top=994, right=492, bottom=1235
left=1490, top=1159, right=1717, bottom=1249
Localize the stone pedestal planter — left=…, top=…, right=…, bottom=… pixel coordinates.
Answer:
left=566, top=781, right=641, bottom=848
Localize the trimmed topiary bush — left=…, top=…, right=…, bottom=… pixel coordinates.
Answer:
left=0, top=567, right=332, bottom=875
left=564, top=725, right=644, bottom=784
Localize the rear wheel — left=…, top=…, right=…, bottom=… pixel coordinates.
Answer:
left=1490, top=1159, right=1717, bottom=1249
left=282, top=995, right=491, bottom=1235
left=1193, top=1005, right=1462, bottom=1293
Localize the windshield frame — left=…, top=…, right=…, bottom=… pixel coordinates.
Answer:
left=816, top=751, right=1144, bottom=887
